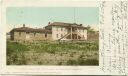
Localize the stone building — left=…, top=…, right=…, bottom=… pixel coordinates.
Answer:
left=10, top=24, right=52, bottom=41
left=10, top=22, right=87, bottom=41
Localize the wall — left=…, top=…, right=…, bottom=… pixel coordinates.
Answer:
left=77, top=28, right=87, bottom=40
left=87, top=32, right=99, bottom=41
left=14, top=32, right=52, bottom=41
left=52, top=26, right=68, bottom=40
left=52, top=26, right=87, bottom=40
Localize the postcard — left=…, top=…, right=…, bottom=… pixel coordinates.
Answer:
left=0, top=0, right=128, bottom=75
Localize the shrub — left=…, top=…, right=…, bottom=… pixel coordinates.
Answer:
left=81, top=59, right=99, bottom=65
left=66, top=58, right=99, bottom=65
left=7, top=41, right=29, bottom=54
left=7, top=52, right=27, bottom=65
left=67, top=60, right=77, bottom=65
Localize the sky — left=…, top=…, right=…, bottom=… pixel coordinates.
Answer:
left=6, top=7, right=99, bottom=31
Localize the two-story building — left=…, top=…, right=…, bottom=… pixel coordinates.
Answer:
left=10, top=22, right=87, bottom=41
left=45, top=22, right=87, bottom=41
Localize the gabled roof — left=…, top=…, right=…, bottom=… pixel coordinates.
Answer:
left=10, top=27, right=52, bottom=34
left=47, top=22, right=87, bottom=29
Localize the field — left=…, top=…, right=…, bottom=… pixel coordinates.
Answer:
left=7, top=40, right=99, bottom=65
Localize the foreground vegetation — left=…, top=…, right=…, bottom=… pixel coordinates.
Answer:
left=7, top=40, right=99, bottom=65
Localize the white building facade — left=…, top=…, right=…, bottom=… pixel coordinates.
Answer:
left=45, top=22, right=87, bottom=41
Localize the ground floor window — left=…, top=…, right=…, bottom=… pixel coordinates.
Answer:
left=19, top=32, right=21, bottom=36
left=61, top=34, right=63, bottom=37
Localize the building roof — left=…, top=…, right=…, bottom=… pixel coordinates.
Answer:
left=10, top=27, right=52, bottom=34
left=47, top=22, right=87, bottom=29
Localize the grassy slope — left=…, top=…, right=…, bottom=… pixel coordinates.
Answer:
left=7, top=40, right=99, bottom=65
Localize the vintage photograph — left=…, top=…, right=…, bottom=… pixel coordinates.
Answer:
left=6, top=7, right=99, bottom=65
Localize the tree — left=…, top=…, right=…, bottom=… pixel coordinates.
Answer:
left=87, top=25, right=95, bottom=33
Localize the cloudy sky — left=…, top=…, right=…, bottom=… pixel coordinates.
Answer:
left=6, top=7, right=99, bottom=32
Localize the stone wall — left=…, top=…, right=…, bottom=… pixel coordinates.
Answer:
left=87, top=32, right=99, bottom=41
left=13, top=32, right=52, bottom=41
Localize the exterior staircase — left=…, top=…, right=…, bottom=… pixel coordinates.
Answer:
left=58, top=31, right=85, bottom=41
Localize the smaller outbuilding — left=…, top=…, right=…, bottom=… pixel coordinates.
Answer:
left=10, top=24, right=52, bottom=41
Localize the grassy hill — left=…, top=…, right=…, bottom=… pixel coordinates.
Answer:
left=7, top=40, right=99, bottom=65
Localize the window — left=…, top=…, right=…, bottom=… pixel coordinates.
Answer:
left=45, top=33, right=47, bottom=38
left=57, top=34, right=58, bottom=38
left=19, top=32, right=21, bottom=36
left=61, top=34, right=63, bottom=37
left=26, top=32, right=29, bottom=34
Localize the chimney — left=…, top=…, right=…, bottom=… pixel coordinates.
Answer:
left=80, top=24, right=82, bottom=26
left=48, top=22, right=50, bottom=25
left=23, top=24, right=25, bottom=27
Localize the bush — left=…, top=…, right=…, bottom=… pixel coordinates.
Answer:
left=67, top=60, right=77, bottom=65
left=81, top=59, right=99, bottom=65
left=66, top=57, right=99, bottom=65
left=7, top=52, right=27, bottom=65
left=7, top=41, right=29, bottom=65
left=7, top=41, right=29, bottom=54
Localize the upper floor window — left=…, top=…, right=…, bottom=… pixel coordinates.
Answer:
left=57, top=34, right=58, bottom=38
left=26, top=32, right=29, bottom=34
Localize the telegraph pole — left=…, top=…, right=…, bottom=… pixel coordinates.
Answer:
left=74, top=7, right=76, bottom=23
